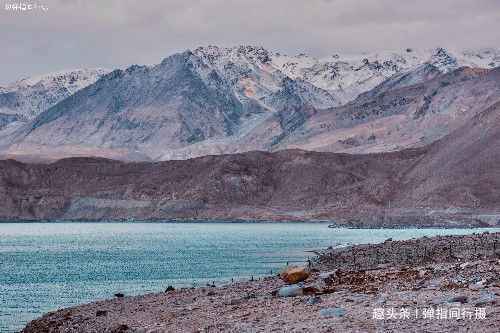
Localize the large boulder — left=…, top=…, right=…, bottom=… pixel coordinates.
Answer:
left=280, top=266, right=310, bottom=284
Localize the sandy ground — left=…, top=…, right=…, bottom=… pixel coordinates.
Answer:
left=22, top=233, right=500, bottom=333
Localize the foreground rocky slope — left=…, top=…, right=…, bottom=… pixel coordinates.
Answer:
left=22, top=233, right=500, bottom=333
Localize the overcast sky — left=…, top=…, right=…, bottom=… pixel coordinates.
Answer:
left=1, top=0, right=499, bottom=84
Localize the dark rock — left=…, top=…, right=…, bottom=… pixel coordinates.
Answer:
left=448, top=295, right=468, bottom=304
left=306, top=296, right=321, bottom=305
left=165, top=286, right=175, bottom=292
left=114, top=293, right=125, bottom=298
left=302, top=285, right=321, bottom=295
left=228, top=298, right=243, bottom=305
left=95, top=310, right=107, bottom=317
left=110, top=324, right=130, bottom=333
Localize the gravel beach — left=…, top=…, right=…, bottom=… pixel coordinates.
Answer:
left=22, top=232, right=500, bottom=333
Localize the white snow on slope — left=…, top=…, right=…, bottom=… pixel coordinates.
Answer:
left=0, top=68, right=109, bottom=119
left=271, top=47, right=500, bottom=104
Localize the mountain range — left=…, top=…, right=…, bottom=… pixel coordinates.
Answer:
left=1, top=45, right=500, bottom=224
left=1, top=46, right=500, bottom=162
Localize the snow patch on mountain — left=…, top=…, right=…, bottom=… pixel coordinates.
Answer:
left=193, top=45, right=340, bottom=110
left=271, top=47, right=500, bottom=104
left=0, top=68, right=109, bottom=119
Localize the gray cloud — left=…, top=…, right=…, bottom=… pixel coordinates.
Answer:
left=1, top=0, right=499, bottom=84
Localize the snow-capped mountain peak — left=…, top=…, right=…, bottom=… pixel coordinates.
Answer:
left=2, top=45, right=500, bottom=163
left=194, top=45, right=272, bottom=65
left=270, top=47, right=500, bottom=104
left=11, top=68, right=108, bottom=90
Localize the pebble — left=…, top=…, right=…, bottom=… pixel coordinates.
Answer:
left=306, top=296, right=321, bottom=305
left=474, top=291, right=497, bottom=306
left=228, top=298, right=243, bottom=305
left=319, top=307, right=346, bottom=318
left=95, top=310, right=107, bottom=317
left=319, top=270, right=337, bottom=280
left=448, top=295, right=468, bottom=304
left=460, top=262, right=472, bottom=269
left=469, top=280, right=487, bottom=290
left=417, top=270, right=427, bottom=278
left=448, top=302, right=463, bottom=307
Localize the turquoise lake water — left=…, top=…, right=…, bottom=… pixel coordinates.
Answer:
left=1, top=222, right=499, bottom=332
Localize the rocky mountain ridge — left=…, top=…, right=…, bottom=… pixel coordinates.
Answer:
left=0, top=69, right=109, bottom=123
left=1, top=46, right=499, bottom=162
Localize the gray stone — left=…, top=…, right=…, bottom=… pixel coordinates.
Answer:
left=459, top=262, right=472, bottom=269
left=278, top=284, right=304, bottom=297
left=306, top=296, right=321, bottom=305
left=469, top=280, right=487, bottom=290
left=474, top=291, right=496, bottom=306
left=319, top=270, right=337, bottom=280
left=319, top=307, right=346, bottom=318
left=227, top=298, right=243, bottom=305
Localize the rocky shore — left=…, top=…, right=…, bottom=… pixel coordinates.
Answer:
left=23, top=232, right=500, bottom=333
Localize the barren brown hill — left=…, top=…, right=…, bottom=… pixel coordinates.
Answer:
left=396, top=100, right=500, bottom=209
left=0, top=148, right=424, bottom=222
left=1, top=100, right=500, bottom=225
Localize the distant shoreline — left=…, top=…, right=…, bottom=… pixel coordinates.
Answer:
left=0, top=218, right=497, bottom=229
left=0, top=219, right=498, bottom=230
left=0, top=218, right=332, bottom=224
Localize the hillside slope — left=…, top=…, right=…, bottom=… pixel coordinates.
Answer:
left=397, top=100, right=500, bottom=209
